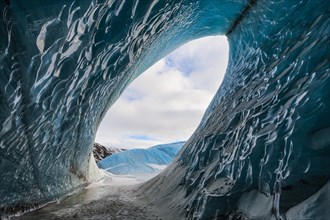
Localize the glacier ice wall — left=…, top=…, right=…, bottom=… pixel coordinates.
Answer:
left=0, top=0, right=329, bottom=219
left=143, top=0, right=330, bottom=219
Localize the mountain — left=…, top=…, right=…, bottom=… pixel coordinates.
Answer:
left=92, top=143, right=126, bottom=163
left=98, top=142, right=185, bottom=175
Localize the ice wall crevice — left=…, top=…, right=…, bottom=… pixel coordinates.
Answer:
left=0, top=0, right=329, bottom=219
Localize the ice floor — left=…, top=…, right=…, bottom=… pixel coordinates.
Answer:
left=14, top=172, right=163, bottom=220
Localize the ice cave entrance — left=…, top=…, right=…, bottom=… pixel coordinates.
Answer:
left=94, top=36, right=229, bottom=182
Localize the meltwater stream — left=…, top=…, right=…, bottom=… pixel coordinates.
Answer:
left=0, top=0, right=329, bottom=219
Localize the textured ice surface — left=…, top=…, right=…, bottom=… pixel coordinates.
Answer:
left=98, top=141, right=184, bottom=175
left=0, top=0, right=329, bottom=219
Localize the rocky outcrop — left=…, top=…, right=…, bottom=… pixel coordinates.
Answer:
left=92, top=143, right=126, bottom=163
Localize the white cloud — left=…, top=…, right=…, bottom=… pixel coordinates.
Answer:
left=96, top=36, right=229, bottom=149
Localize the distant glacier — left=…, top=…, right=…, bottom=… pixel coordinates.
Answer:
left=98, top=141, right=185, bottom=175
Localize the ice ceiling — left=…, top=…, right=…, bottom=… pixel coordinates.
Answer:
left=0, top=0, right=329, bottom=219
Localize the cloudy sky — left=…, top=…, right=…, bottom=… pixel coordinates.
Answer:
left=96, top=36, right=229, bottom=149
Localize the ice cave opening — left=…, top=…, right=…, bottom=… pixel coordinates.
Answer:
left=93, top=35, right=229, bottom=183
left=1, top=0, right=329, bottom=219
left=96, top=36, right=228, bottom=149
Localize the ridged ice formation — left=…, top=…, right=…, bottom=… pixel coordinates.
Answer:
left=98, top=141, right=184, bottom=174
left=0, top=0, right=329, bottom=219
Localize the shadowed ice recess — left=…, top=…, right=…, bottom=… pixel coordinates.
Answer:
left=0, top=0, right=329, bottom=219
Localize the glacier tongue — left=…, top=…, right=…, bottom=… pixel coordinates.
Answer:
left=0, top=0, right=329, bottom=219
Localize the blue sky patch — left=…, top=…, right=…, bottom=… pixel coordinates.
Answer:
left=165, top=56, right=194, bottom=76
left=128, top=135, right=157, bottom=141
left=165, top=57, right=175, bottom=68
left=123, top=88, right=143, bottom=101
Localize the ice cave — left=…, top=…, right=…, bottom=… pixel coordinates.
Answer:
left=0, top=0, right=329, bottom=219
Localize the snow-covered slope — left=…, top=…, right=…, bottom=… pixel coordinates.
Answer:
left=98, top=142, right=185, bottom=175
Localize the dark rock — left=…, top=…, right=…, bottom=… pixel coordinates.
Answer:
left=92, top=143, right=126, bottom=163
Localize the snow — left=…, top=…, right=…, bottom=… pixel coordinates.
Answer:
left=146, top=163, right=168, bottom=171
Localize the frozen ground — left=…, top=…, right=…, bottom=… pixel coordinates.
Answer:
left=13, top=172, right=164, bottom=220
